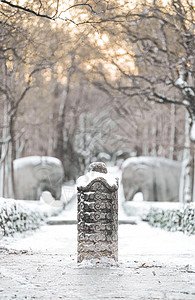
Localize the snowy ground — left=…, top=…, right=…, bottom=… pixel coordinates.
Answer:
left=0, top=222, right=195, bottom=300
left=0, top=166, right=195, bottom=299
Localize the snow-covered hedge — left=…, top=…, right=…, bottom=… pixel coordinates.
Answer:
left=0, top=198, right=62, bottom=237
left=147, top=204, right=195, bottom=235
left=123, top=201, right=179, bottom=221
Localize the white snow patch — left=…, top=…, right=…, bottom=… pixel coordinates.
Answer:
left=182, top=100, right=190, bottom=106
left=132, top=192, right=143, bottom=202
left=175, top=77, right=187, bottom=88
left=119, top=222, right=195, bottom=267
left=185, top=87, right=195, bottom=97
left=190, top=122, right=195, bottom=142
left=175, top=77, right=195, bottom=97
left=0, top=266, right=37, bottom=287
left=78, top=257, right=118, bottom=268
left=40, top=191, right=63, bottom=208
left=77, top=170, right=118, bottom=188
left=123, top=201, right=182, bottom=219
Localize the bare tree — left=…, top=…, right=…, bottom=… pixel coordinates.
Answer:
left=87, top=0, right=194, bottom=202
left=0, top=6, right=54, bottom=197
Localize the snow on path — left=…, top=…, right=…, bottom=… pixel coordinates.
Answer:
left=1, top=222, right=195, bottom=267
left=1, top=222, right=195, bottom=300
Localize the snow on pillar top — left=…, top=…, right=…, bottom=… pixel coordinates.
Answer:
left=77, top=162, right=118, bottom=189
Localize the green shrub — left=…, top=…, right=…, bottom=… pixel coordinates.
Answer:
left=147, top=204, right=195, bottom=235
left=0, top=198, right=61, bottom=237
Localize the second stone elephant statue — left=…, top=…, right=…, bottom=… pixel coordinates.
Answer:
left=14, top=156, right=64, bottom=200
left=122, top=157, right=181, bottom=202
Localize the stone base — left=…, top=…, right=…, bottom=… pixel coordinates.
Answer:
left=77, top=241, right=118, bottom=263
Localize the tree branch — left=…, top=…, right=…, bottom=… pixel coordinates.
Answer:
left=0, top=0, right=56, bottom=20
left=152, top=92, right=188, bottom=106
left=0, top=0, right=122, bottom=25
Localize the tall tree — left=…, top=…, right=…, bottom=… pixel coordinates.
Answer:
left=87, top=0, right=194, bottom=202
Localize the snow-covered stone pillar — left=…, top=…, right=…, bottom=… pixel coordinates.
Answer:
left=77, top=162, right=118, bottom=263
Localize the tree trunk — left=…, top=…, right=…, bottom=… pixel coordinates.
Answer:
left=0, top=60, right=15, bottom=199
left=169, top=104, right=176, bottom=160
left=179, top=112, right=192, bottom=204
left=0, top=101, right=14, bottom=198
left=9, top=116, right=16, bottom=198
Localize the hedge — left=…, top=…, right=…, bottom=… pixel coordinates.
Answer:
left=147, top=204, right=195, bottom=235
left=0, top=198, right=62, bottom=237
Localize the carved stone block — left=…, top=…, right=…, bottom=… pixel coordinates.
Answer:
left=77, top=162, right=118, bottom=263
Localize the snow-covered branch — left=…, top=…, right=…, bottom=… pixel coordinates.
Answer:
left=175, top=77, right=195, bottom=99
left=152, top=92, right=186, bottom=106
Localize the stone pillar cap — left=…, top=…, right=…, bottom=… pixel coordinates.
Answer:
left=77, top=162, right=118, bottom=188
left=88, top=162, right=108, bottom=174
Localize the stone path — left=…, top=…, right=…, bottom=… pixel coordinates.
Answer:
left=0, top=222, right=195, bottom=300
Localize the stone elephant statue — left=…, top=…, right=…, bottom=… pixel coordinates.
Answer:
left=122, top=157, right=181, bottom=202
left=14, top=156, right=64, bottom=200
